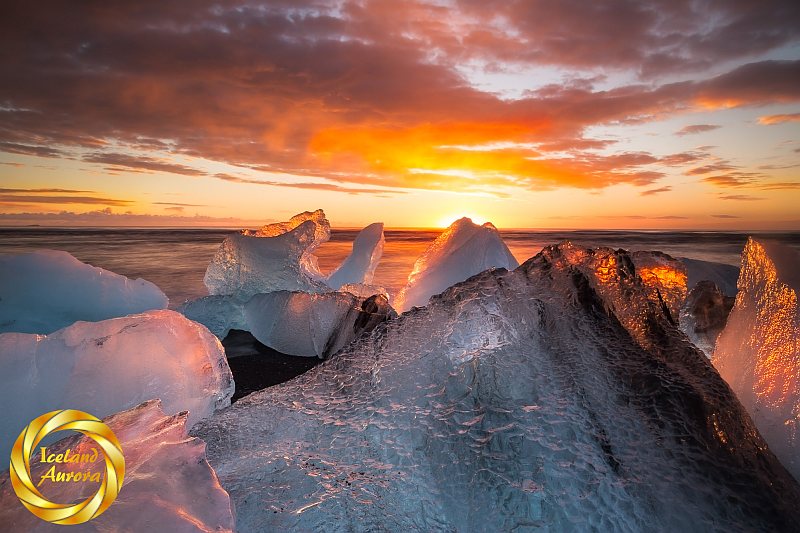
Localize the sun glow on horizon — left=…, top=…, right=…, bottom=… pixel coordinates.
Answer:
left=435, top=213, right=488, bottom=228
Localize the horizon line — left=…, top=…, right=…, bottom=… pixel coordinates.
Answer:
left=1, top=224, right=799, bottom=233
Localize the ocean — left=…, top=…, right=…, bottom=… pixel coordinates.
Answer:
left=2, top=227, right=799, bottom=308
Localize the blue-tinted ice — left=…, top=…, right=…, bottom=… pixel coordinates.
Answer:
left=195, top=242, right=800, bottom=531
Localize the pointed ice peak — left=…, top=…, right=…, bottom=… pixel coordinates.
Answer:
left=741, top=236, right=800, bottom=292
left=394, top=217, right=518, bottom=312
left=713, top=237, right=800, bottom=480
left=327, top=222, right=385, bottom=290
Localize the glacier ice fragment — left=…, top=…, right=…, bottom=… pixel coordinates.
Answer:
left=0, top=400, right=235, bottom=532
left=0, top=250, right=167, bottom=334
left=0, top=309, right=234, bottom=460
left=394, top=217, right=518, bottom=312
left=194, top=241, right=800, bottom=531
left=178, top=294, right=247, bottom=339
left=327, top=222, right=385, bottom=289
left=244, top=291, right=396, bottom=358
left=204, top=209, right=331, bottom=299
left=713, top=237, right=800, bottom=480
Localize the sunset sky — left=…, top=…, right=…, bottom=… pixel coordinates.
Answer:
left=1, top=1, right=799, bottom=229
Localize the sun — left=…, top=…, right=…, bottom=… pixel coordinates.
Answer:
left=435, top=213, right=487, bottom=228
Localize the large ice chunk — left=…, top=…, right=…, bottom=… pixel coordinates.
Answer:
left=204, top=209, right=331, bottom=299
left=394, top=217, right=518, bottom=312
left=713, top=238, right=800, bottom=479
left=0, top=309, right=234, bottom=460
left=0, top=250, right=168, bottom=334
left=194, top=242, right=800, bottom=531
left=244, top=291, right=396, bottom=358
left=327, top=223, right=385, bottom=290
left=0, top=400, right=235, bottom=531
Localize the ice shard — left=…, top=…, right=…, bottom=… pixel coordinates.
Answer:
left=244, top=291, right=396, bottom=358
left=194, top=242, right=800, bottom=531
left=713, top=237, right=800, bottom=479
left=327, top=222, right=385, bottom=290
left=0, top=309, right=234, bottom=460
left=0, top=400, right=235, bottom=532
left=394, top=217, right=518, bottom=312
left=204, top=209, right=331, bottom=299
left=680, top=280, right=735, bottom=357
left=0, top=249, right=168, bottom=334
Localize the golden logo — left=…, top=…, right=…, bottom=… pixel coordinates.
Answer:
left=9, top=409, right=125, bottom=525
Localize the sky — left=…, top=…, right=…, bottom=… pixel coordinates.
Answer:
left=0, top=0, right=799, bottom=229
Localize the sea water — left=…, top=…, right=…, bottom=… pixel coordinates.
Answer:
left=1, top=227, right=798, bottom=307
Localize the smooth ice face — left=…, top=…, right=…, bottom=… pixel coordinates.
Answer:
left=178, top=295, right=247, bottom=339
left=681, top=257, right=740, bottom=296
left=244, top=291, right=396, bottom=358
left=327, top=223, right=385, bottom=290
left=0, top=400, right=235, bottom=532
left=204, top=209, right=331, bottom=299
left=0, top=310, right=234, bottom=461
left=0, top=250, right=168, bottom=334
left=394, top=217, right=519, bottom=312
left=713, top=238, right=800, bottom=479
left=194, top=242, right=800, bottom=532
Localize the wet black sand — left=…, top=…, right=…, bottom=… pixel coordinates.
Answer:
left=222, top=329, right=322, bottom=402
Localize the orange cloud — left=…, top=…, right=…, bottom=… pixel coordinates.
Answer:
left=309, top=122, right=666, bottom=191
left=758, top=113, right=800, bottom=125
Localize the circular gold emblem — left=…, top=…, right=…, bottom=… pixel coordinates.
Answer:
left=9, top=409, right=125, bottom=524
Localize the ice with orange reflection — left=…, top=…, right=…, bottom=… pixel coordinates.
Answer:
left=542, top=241, right=687, bottom=350
left=0, top=400, right=235, bottom=531
left=0, top=309, right=234, bottom=461
left=393, top=217, right=518, bottom=312
left=195, top=241, right=800, bottom=531
left=713, top=237, right=800, bottom=480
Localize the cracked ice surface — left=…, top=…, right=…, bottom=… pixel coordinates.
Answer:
left=713, top=237, right=800, bottom=480
left=394, top=217, right=518, bottom=312
left=0, top=250, right=168, bottom=334
left=195, top=242, right=800, bottom=531
left=204, top=209, right=331, bottom=299
left=0, top=400, right=235, bottom=532
left=0, top=309, right=234, bottom=460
